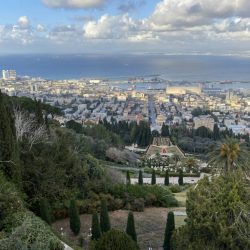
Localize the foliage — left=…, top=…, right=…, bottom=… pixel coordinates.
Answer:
left=207, top=137, right=249, bottom=173
left=151, top=169, right=156, bottom=185
left=178, top=170, right=184, bottom=186
left=0, top=92, right=20, bottom=182
left=126, top=171, right=131, bottom=185
left=138, top=170, right=143, bottom=185
left=163, top=211, right=175, bottom=250
left=164, top=171, right=169, bottom=186
left=0, top=212, right=63, bottom=250
left=69, top=200, right=81, bottom=235
left=108, top=184, right=178, bottom=208
left=39, top=198, right=52, bottom=225
left=126, top=211, right=137, bottom=242
left=173, top=175, right=250, bottom=250
left=100, top=199, right=111, bottom=233
left=91, top=229, right=139, bottom=250
left=91, top=212, right=101, bottom=241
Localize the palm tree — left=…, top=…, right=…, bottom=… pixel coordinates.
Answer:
left=207, top=137, right=248, bottom=173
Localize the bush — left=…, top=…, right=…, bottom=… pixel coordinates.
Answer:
left=0, top=212, right=63, bottom=250
left=168, top=185, right=182, bottom=193
left=108, top=184, right=178, bottom=208
left=130, top=198, right=145, bottom=212
left=69, top=200, right=81, bottom=235
left=91, top=229, right=139, bottom=250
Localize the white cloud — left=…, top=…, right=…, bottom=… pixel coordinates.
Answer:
left=83, top=14, right=141, bottom=39
left=37, top=24, right=45, bottom=32
left=42, top=0, right=106, bottom=9
left=18, top=16, right=30, bottom=29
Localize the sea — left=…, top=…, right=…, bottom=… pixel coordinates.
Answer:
left=1, top=54, right=250, bottom=84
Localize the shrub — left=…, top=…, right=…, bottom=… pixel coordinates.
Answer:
left=39, top=198, right=52, bottom=225
left=138, top=170, right=143, bottom=185
left=168, top=185, right=182, bottom=193
left=100, top=199, right=111, bottom=233
left=126, top=211, right=137, bottom=242
left=163, top=211, right=175, bottom=250
left=91, top=212, right=101, bottom=241
left=130, top=198, right=144, bottom=212
left=69, top=200, right=81, bottom=235
left=0, top=212, right=63, bottom=250
left=178, top=170, right=184, bottom=186
left=91, top=229, right=139, bottom=250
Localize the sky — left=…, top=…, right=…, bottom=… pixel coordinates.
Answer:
left=1, top=0, right=250, bottom=55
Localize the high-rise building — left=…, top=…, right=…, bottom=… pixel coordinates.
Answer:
left=2, top=70, right=17, bottom=80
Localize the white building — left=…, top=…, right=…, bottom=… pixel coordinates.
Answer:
left=2, top=70, right=17, bottom=80
left=193, top=115, right=215, bottom=131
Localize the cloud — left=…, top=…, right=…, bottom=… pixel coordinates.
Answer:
left=18, top=16, right=30, bottom=29
left=37, top=24, right=45, bottom=32
left=83, top=14, right=141, bottom=39
left=42, top=0, right=106, bottom=9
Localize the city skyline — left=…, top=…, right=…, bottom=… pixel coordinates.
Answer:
left=1, top=0, right=250, bottom=55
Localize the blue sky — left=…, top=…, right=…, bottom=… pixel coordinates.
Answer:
left=1, top=0, right=250, bottom=55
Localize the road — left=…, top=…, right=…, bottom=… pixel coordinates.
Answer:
left=148, top=94, right=157, bottom=128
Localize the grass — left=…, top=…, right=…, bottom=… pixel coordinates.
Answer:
left=174, top=189, right=188, bottom=207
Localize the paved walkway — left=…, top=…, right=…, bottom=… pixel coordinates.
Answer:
left=131, top=173, right=209, bottom=185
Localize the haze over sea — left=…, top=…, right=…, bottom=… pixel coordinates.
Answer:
left=1, top=54, right=250, bottom=82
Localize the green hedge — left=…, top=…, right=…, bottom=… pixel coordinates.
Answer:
left=108, top=184, right=178, bottom=207
left=144, top=167, right=200, bottom=177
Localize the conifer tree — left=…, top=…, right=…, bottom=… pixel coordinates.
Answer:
left=151, top=169, right=156, bottom=185
left=138, top=170, right=143, bottom=185
left=0, top=91, right=20, bottom=181
left=39, top=198, right=52, bottom=225
left=178, top=170, right=184, bottom=186
left=35, top=99, right=44, bottom=124
left=126, top=211, right=137, bottom=242
left=69, top=200, right=81, bottom=235
left=126, top=171, right=131, bottom=185
left=100, top=199, right=111, bottom=233
left=163, top=211, right=175, bottom=250
left=164, top=170, right=169, bottom=186
left=91, top=212, right=101, bottom=240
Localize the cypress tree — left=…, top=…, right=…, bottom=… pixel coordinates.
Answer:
left=0, top=91, right=20, bottom=181
left=69, top=200, right=81, bottom=235
left=151, top=169, right=156, bottom=185
left=138, top=170, right=143, bottom=185
left=35, top=99, right=44, bottom=124
left=100, top=199, right=111, bottom=233
left=163, top=211, right=175, bottom=250
left=178, top=170, right=184, bottom=186
left=126, top=171, right=131, bottom=185
left=91, top=212, right=101, bottom=240
left=39, top=198, right=52, bottom=225
left=126, top=211, right=137, bottom=242
left=164, top=170, right=169, bottom=186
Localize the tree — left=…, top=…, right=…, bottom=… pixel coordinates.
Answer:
left=0, top=91, right=20, bottom=181
left=138, top=170, right=143, bottom=185
left=163, top=211, right=175, bottom=250
left=35, top=99, right=44, bottom=125
left=161, top=123, right=170, bottom=137
left=126, top=211, right=137, bottom=242
left=172, top=175, right=250, bottom=249
left=92, top=229, right=138, bottom=250
left=39, top=198, right=52, bottom=225
left=213, top=123, right=220, bottom=140
left=151, top=169, right=156, bottom=185
left=100, top=199, right=111, bottom=233
left=178, top=170, right=184, bottom=186
left=208, top=137, right=249, bottom=173
left=69, top=200, right=81, bottom=235
left=126, top=171, right=131, bottom=185
left=164, top=170, right=169, bottom=186
left=91, top=212, right=101, bottom=241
